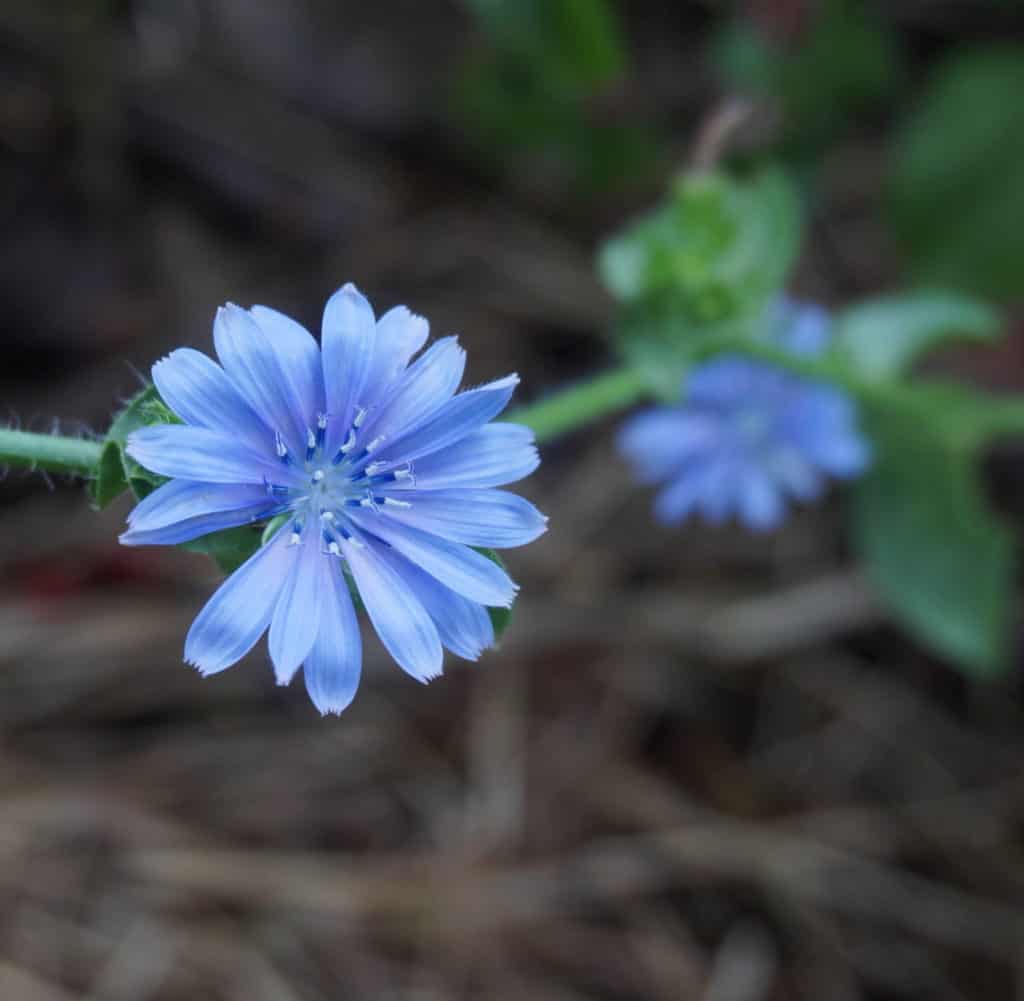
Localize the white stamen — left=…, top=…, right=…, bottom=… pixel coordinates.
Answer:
left=312, top=469, right=325, bottom=482
left=320, top=510, right=335, bottom=522
left=327, top=540, right=341, bottom=557
left=317, top=412, right=329, bottom=430
left=346, top=535, right=365, bottom=549
left=393, top=466, right=413, bottom=481
left=289, top=531, right=302, bottom=547
left=275, top=431, right=288, bottom=458
left=339, top=430, right=357, bottom=454
left=365, top=435, right=385, bottom=453
left=353, top=407, right=367, bottom=428
left=383, top=497, right=411, bottom=508
left=307, top=427, right=317, bottom=450
left=365, top=461, right=387, bottom=476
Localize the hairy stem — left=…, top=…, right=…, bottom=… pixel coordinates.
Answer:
left=0, top=429, right=102, bottom=476
left=507, top=365, right=649, bottom=443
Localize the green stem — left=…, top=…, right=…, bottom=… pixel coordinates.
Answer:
left=0, top=429, right=102, bottom=476
left=507, top=365, right=649, bottom=442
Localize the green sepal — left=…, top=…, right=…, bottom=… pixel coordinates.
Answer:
left=182, top=525, right=265, bottom=575
left=600, top=166, right=802, bottom=396
left=91, top=385, right=180, bottom=508
left=475, top=547, right=514, bottom=643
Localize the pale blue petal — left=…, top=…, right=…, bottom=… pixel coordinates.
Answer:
left=361, top=305, right=430, bottom=409
left=388, top=423, right=538, bottom=490
left=303, top=561, right=362, bottom=715
left=737, top=470, right=785, bottom=531
left=269, top=530, right=324, bottom=685
left=249, top=305, right=325, bottom=429
left=184, top=528, right=293, bottom=675
left=152, top=348, right=267, bottom=451
left=377, top=547, right=494, bottom=661
left=770, top=298, right=832, bottom=357
left=687, top=357, right=765, bottom=408
left=381, top=489, right=547, bottom=548
left=354, top=515, right=518, bottom=608
left=695, top=456, right=740, bottom=524
left=321, top=283, right=376, bottom=451
left=120, top=507, right=269, bottom=547
left=213, top=304, right=309, bottom=453
left=765, top=448, right=824, bottom=502
left=359, top=336, right=465, bottom=444
left=618, top=410, right=719, bottom=483
left=343, top=537, right=443, bottom=682
left=127, top=426, right=286, bottom=484
left=372, top=374, right=518, bottom=467
left=809, top=431, right=872, bottom=478
left=125, top=479, right=271, bottom=532
left=653, top=469, right=707, bottom=524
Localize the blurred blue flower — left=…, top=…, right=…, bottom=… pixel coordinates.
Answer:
left=619, top=301, right=870, bottom=531
left=121, top=283, right=545, bottom=714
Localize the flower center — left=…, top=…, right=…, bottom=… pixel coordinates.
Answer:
left=263, top=408, right=413, bottom=558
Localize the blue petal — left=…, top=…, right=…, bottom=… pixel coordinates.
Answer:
left=303, top=560, right=362, bottom=715
left=127, top=426, right=286, bottom=484
left=372, top=374, right=519, bottom=467
left=770, top=298, right=832, bottom=357
left=249, top=305, right=325, bottom=430
left=343, top=537, right=443, bottom=682
left=121, top=478, right=273, bottom=546
left=361, top=305, right=430, bottom=409
left=269, top=530, right=323, bottom=685
left=359, top=336, right=465, bottom=444
left=125, top=479, right=272, bottom=532
left=618, top=410, right=719, bottom=484
left=321, top=283, right=376, bottom=451
left=184, top=528, right=293, bottom=675
left=653, top=469, right=707, bottom=524
left=687, top=357, right=767, bottom=408
left=764, top=448, right=824, bottom=502
left=120, top=507, right=270, bottom=547
left=152, top=348, right=267, bottom=451
left=390, top=423, right=539, bottom=490
left=354, top=515, right=518, bottom=608
left=695, top=455, right=741, bottom=524
left=381, top=489, right=547, bottom=548
left=377, top=547, right=494, bottom=661
left=213, top=304, right=309, bottom=454
left=737, top=470, right=785, bottom=531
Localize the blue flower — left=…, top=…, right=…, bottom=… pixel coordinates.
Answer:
left=618, top=302, right=870, bottom=532
left=121, top=283, right=546, bottom=714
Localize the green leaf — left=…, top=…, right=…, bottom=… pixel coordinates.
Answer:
left=889, top=46, right=1024, bottom=300
left=91, top=385, right=179, bottom=508
left=834, top=292, right=1002, bottom=381
left=853, top=385, right=1018, bottom=675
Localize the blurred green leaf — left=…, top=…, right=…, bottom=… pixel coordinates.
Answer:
left=455, top=0, right=657, bottom=194
left=714, top=0, right=899, bottom=155
left=600, top=167, right=802, bottom=394
left=889, top=46, right=1024, bottom=299
left=854, top=386, right=1019, bottom=675
left=834, top=292, right=1002, bottom=380
left=91, top=384, right=177, bottom=508
left=463, top=0, right=623, bottom=94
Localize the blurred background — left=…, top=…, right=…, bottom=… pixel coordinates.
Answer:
left=2, top=1, right=1024, bottom=998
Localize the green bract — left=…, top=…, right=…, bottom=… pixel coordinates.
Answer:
left=599, top=167, right=801, bottom=395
